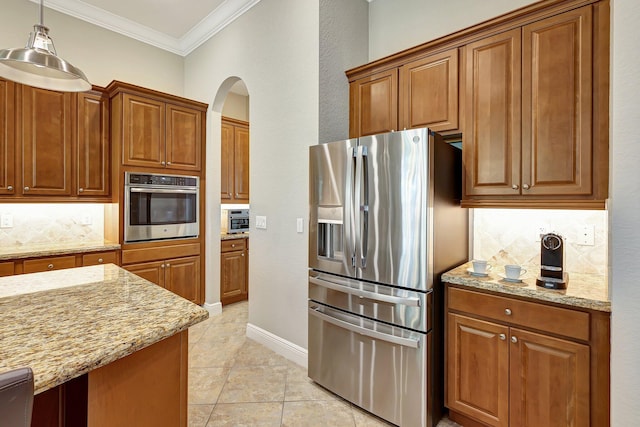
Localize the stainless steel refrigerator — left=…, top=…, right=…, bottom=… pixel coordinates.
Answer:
left=308, top=128, right=468, bottom=427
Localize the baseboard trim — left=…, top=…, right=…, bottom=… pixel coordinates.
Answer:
left=203, top=301, right=222, bottom=316
left=246, top=323, right=308, bottom=368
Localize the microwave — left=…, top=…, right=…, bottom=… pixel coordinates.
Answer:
left=124, top=172, right=199, bottom=243
left=227, top=209, right=249, bottom=234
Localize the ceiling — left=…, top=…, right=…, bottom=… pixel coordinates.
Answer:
left=33, top=0, right=262, bottom=56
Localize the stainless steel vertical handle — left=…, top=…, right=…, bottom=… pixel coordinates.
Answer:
left=360, top=146, right=369, bottom=269
left=353, top=146, right=362, bottom=269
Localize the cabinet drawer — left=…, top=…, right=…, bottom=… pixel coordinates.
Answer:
left=447, top=286, right=590, bottom=341
left=23, top=255, right=77, bottom=273
left=82, top=251, right=118, bottom=266
left=0, top=261, right=14, bottom=277
left=221, top=238, right=247, bottom=253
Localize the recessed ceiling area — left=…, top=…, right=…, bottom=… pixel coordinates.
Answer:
left=32, top=0, right=262, bottom=55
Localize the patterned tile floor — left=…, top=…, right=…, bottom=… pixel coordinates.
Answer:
left=187, top=301, right=461, bottom=427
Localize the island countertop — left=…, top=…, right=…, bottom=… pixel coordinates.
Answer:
left=442, top=262, right=610, bottom=312
left=0, top=264, right=209, bottom=394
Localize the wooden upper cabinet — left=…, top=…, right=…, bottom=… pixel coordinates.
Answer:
left=463, top=29, right=522, bottom=197
left=20, top=86, right=73, bottom=196
left=349, top=69, right=398, bottom=138
left=121, top=93, right=165, bottom=168
left=400, top=49, right=459, bottom=133
left=77, top=89, right=110, bottom=197
left=220, top=121, right=234, bottom=202
left=233, top=125, right=250, bottom=201
left=221, top=117, right=249, bottom=204
left=0, top=79, right=15, bottom=196
left=166, top=104, right=202, bottom=171
left=521, top=6, right=593, bottom=197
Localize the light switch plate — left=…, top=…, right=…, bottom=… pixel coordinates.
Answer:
left=256, top=215, right=267, bottom=229
left=1, top=213, right=13, bottom=228
left=296, top=218, right=304, bottom=233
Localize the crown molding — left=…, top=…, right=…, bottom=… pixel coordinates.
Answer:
left=31, top=0, right=262, bottom=56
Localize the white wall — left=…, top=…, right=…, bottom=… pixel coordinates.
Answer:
left=184, top=0, right=320, bottom=349
left=0, top=0, right=183, bottom=94
left=319, top=0, right=369, bottom=143
left=221, top=92, right=250, bottom=121
left=610, top=0, right=640, bottom=423
left=368, top=0, right=537, bottom=60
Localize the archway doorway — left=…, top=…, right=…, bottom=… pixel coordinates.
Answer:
left=219, top=80, right=250, bottom=306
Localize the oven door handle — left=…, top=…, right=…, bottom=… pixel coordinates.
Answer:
left=129, top=187, right=198, bottom=194
left=309, top=306, right=420, bottom=349
left=309, top=276, right=420, bottom=307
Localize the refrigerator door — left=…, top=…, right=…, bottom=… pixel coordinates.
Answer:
left=355, top=129, right=433, bottom=291
left=309, top=139, right=358, bottom=277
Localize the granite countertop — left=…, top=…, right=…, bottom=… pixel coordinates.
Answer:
left=442, top=262, right=610, bottom=312
left=0, top=241, right=121, bottom=261
left=221, top=232, right=249, bottom=240
left=0, top=264, right=208, bottom=394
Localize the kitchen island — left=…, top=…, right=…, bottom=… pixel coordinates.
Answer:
left=0, top=264, right=208, bottom=426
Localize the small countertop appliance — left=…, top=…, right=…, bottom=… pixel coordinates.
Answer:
left=536, top=232, right=569, bottom=289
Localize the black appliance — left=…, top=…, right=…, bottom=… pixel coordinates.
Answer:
left=536, top=232, right=569, bottom=289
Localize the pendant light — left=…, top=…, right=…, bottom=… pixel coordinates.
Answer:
left=0, top=0, right=91, bottom=92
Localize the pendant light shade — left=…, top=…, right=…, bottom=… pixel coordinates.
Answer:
left=0, top=1, right=90, bottom=92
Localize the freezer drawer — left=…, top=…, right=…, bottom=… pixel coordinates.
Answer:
left=309, top=271, right=431, bottom=332
left=308, top=302, right=429, bottom=427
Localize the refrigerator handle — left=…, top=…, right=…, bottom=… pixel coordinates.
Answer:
left=360, top=146, right=369, bottom=268
left=347, top=147, right=357, bottom=268
left=354, top=146, right=362, bottom=268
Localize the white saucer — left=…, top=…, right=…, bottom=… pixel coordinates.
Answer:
left=467, top=268, right=489, bottom=277
left=498, top=273, right=524, bottom=283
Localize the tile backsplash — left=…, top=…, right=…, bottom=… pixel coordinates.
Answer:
left=473, top=209, right=608, bottom=275
left=0, top=204, right=105, bottom=246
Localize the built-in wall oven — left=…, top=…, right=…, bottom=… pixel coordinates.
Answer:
left=124, top=172, right=199, bottom=243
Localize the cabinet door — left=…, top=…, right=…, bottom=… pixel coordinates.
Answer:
left=122, top=94, right=165, bottom=168
left=521, top=6, right=593, bottom=196
left=165, top=256, right=201, bottom=304
left=233, top=124, right=250, bottom=202
left=0, top=261, right=14, bottom=277
left=509, top=328, right=590, bottom=427
left=20, top=86, right=73, bottom=196
left=447, top=313, right=509, bottom=427
left=77, top=90, right=110, bottom=197
left=0, top=79, right=15, bottom=196
left=220, top=121, right=234, bottom=202
left=125, top=261, right=166, bottom=287
left=166, top=104, right=202, bottom=171
left=463, top=29, right=521, bottom=197
left=400, top=49, right=459, bottom=132
left=220, top=249, right=247, bottom=305
left=349, top=69, right=398, bottom=138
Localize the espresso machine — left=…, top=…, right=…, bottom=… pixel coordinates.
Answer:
left=536, top=232, right=569, bottom=289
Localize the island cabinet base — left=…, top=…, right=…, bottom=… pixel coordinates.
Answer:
left=32, top=331, right=188, bottom=427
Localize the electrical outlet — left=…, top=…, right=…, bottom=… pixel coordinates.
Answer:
left=577, top=225, right=595, bottom=246
left=80, top=214, right=93, bottom=225
left=0, top=214, right=13, bottom=228
left=534, top=224, right=548, bottom=241
left=256, top=215, right=267, bottom=230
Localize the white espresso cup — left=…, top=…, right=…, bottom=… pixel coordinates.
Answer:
left=504, top=264, right=527, bottom=280
left=472, top=260, right=490, bottom=274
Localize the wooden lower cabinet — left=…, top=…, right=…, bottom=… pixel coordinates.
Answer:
left=220, top=238, right=248, bottom=305
left=446, top=285, right=609, bottom=427
left=0, top=261, right=14, bottom=277
left=126, top=256, right=200, bottom=304
left=23, top=255, right=80, bottom=273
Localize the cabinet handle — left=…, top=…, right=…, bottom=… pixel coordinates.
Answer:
left=7, top=185, right=13, bottom=191
left=505, top=308, right=512, bottom=316
left=511, top=336, right=518, bottom=343
left=499, top=333, right=506, bottom=341
left=523, top=184, right=530, bottom=190
left=98, top=258, right=103, bottom=264
left=167, top=162, right=171, bottom=165
left=47, top=263, right=54, bottom=270
left=78, top=188, right=84, bottom=193
left=241, top=253, right=245, bottom=257
left=161, top=161, right=166, bottom=166
left=24, top=186, right=30, bottom=192
left=166, top=263, right=170, bottom=267
left=231, top=244, right=235, bottom=248
left=511, top=184, right=519, bottom=190
left=228, top=192, right=232, bottom=196
left=161, top=264, right=165, bottom=268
